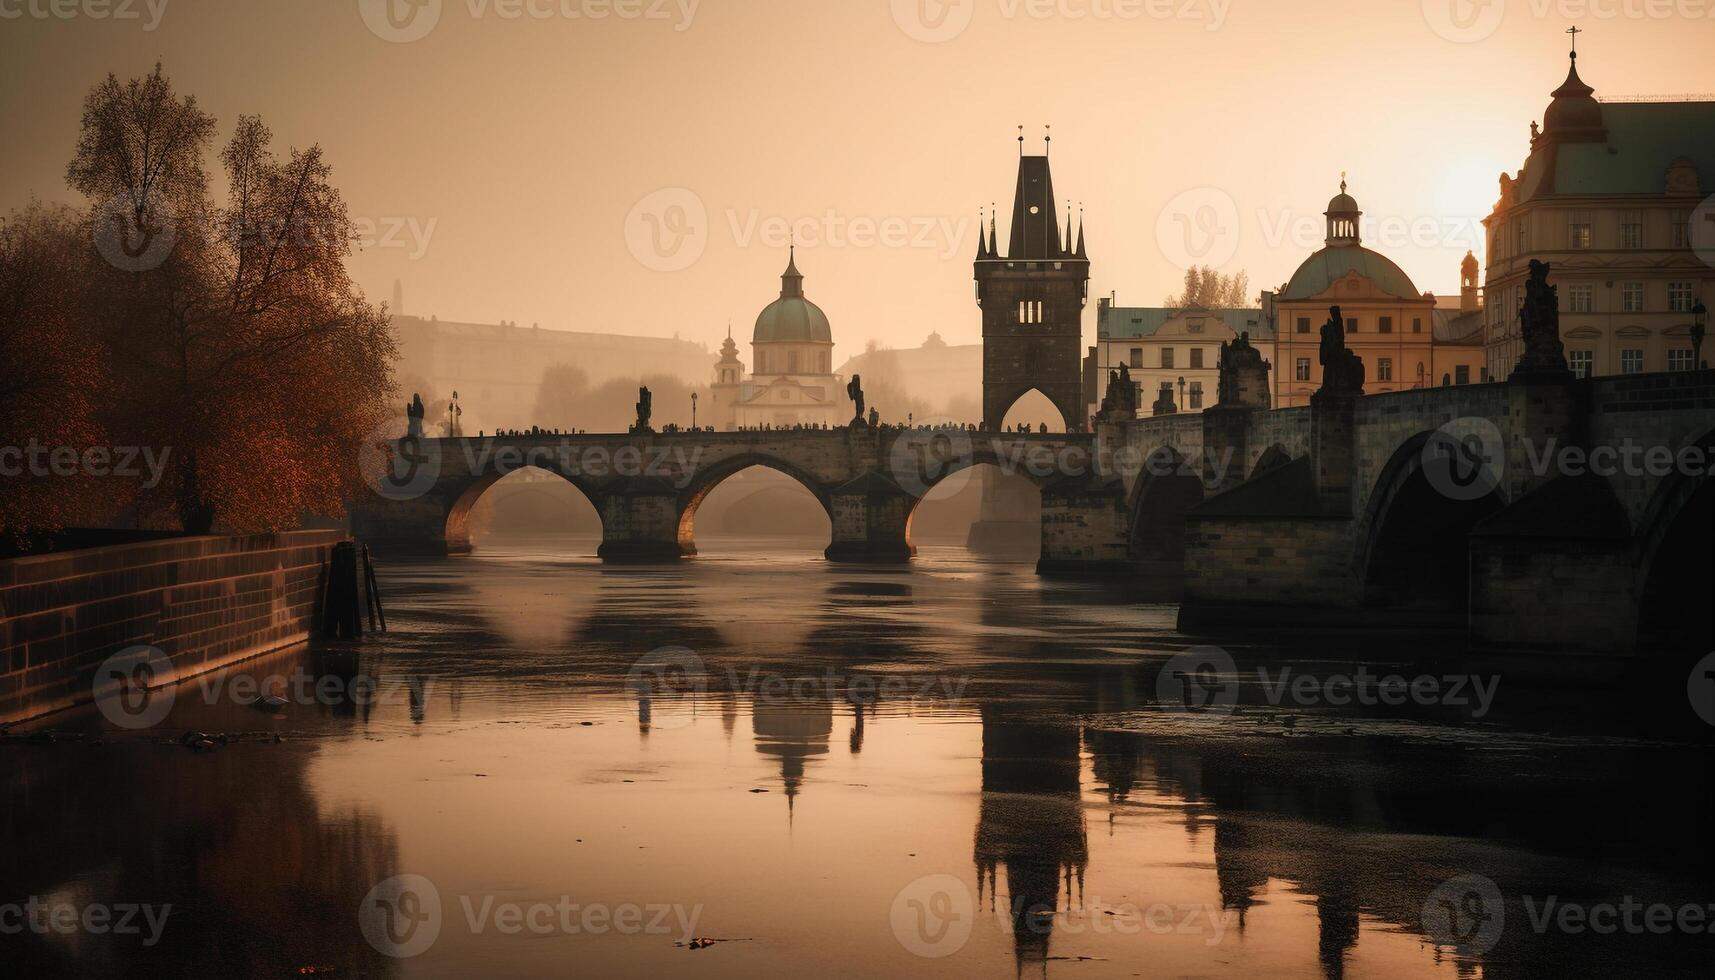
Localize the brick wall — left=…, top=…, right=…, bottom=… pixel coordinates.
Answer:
left=0, top=531, right=344, bottom=725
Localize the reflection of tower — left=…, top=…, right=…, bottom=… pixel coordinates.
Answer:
left=752, top=697, right=833, bottom=820
left=972, top=705, right=1088, bottom=971
left=975, top=130, right=1090, bottom=432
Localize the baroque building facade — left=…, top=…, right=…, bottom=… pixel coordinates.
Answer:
left=1087, top=303, right=1273, bottom=418
left=1483, top=45, right=1714, bottom=379
left=709, top=250, right=847, bottom=429
left=1270, top=180, right=1486, bottom=408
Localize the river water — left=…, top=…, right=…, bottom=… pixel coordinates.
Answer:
left=3, top=536, right=1711, bottom=978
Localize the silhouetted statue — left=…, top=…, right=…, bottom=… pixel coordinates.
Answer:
left=405, top=393, right=425, bottom=439
left=1217, top=330, right=1271, bottom=407
left=1098, top=364, right=1138, bottom=421
left=1510, top=259, right=1572, bottom=380
left=1317, top=306, right=1365, bottom=395
left=633, top=386, right=653, bottom=433
left=1151, top=385, right=1177, bottom=416
left=847, top=374, right=865, bottom=425
left=867, top=406, right=879, bottom=428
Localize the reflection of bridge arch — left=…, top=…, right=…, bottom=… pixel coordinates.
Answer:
left=444, top=466, right=603, bottom=554
left=1353, top=432, right=1507, bottom=612
left=675, top=454, right=833, bottom=557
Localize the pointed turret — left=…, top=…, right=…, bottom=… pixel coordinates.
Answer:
left=1075, top=209, right=1086, bottom=259
left=1007, top=152, right=1063, bottom=259
left=779, top=245, right=804, bottom=298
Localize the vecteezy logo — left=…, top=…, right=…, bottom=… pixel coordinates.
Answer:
left=1687, top=651, right=1715, bottom=727
left=1421, top=874, right=1505, bottom=956
left=1155, top=187, right=1239, bottom=270
left=624, top=646, right=709, bottom=731
left=359, top=874, right=443, bottom=958
left=890, top=0, right=974, bottom=43
left=624, top=187, right=708, bottom=273
left=887, top=422, right=975, bottom=497
left=890, top=874, right=974, bottom=958
left=1155, top=645, right=1239, bottom=716
left=357, top=419, right=443, bottom=502
left=1691, top=194, right=1715, bottom=271
left=92, top=645, right=176, bottom=730
left=92, top=192, right=177, bottom=272
left=1421, top=417, right=1504, bottom=502
left=1420, top=0, right=1505, bottom=44
left=358, top=0, right=443, bottom=43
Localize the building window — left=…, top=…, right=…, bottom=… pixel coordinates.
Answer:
left=1345, top=317, right=1358, bottom=333
left=1621, top=349, right=1644, bottom=374
left=1412, top=317, right=1423, bottom=334
left=1668, top=282, right=1694, bottom=312
left=1455, top=365, right=1471, bottom=385
left=1189, top=382, right=1203, bottom=410
left=1128, top=347, right=1143, bottom=368
left=1622, top=219, right=1642, bottom=249
left=1668, top=348, right=1696, bottom=371
left=1569, top=212, right=1592, bottom=249
left=1190, top=348, right=1204, bottom=369
left=1295, top=357, right=1311, bottom=382
left=1569, top=349, right=1593, bottom=378
left=1161, top=347, right=1175, bottom=369
left=1018, top=300, right=1045, bottom=324
left=1567, top=283, right=1594, bottom=314
left=1379, top=316, right=1393, bottom=334
left=1621, top=282, right=1644, bottom=313
left=1296, top=317, right=1310, bottom=334
left=1378, top=357, right=1393, bottom=381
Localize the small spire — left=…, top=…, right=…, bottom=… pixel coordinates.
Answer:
left=1045, top=124, right=1051, bottom=156
left=1017, top=124, right=1024, bottom=156
left=1567, top=24, right=1580, bottom=59
left=1340, top=170, right=1347, bottom=194
left=1076, top=203, right=1086, bottom=258
left=976, top=207, right=987, bottom=258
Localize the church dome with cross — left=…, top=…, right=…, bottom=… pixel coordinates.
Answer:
left=1278, top=177, right=1421, bottom=302
left=753, top=248, right=833, bottom=345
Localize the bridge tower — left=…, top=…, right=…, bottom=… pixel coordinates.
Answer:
left=975, top=129, right=1090, bottom=432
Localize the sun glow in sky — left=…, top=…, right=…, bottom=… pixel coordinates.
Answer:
left=2, top=0, right=1709, bottom=356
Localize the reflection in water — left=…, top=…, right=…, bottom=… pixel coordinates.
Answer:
left=4, top=536, right=1710, bottom=979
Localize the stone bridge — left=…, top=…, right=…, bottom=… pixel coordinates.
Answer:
left=1106, top=370, right=1715, bottom=655
left=353, top=427, right=1102, bottom=566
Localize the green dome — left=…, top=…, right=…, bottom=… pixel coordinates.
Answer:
left=1280, top=245, right=1421, bottom=301
left=754, top=250, right=833, bottom=344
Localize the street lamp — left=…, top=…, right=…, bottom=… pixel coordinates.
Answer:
left=691, top=392, right=699, bottom=430
left=1177, top=376, right=1186, bottom=411
left=1693, top=301, right=1707, bottom=370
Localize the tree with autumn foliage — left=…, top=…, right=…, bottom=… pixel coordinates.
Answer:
left=67, top=65, right=396, bottom=533
left=0, top=203, right=113, bottom=542
left=1163, top=265, right=1253, bottom=309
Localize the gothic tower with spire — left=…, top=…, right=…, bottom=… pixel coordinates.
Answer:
left=975, top=131, right=1091, bottom=431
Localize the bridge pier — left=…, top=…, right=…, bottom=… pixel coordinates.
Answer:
left=824, top=473, right=915, bottom=562
left=1037, top=476, right=1129, bottom=577
left=596, top=476, right=686, bottom=562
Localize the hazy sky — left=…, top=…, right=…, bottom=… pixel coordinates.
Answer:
left=3, top=0, right=1710, bottom=357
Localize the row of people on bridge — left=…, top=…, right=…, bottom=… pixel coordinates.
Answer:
left=468, top=421, right=1056, bottom=437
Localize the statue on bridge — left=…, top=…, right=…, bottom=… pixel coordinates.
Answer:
left=632, top=386, right=653, bottom=434
left=847, top=374, right=865, bottom=426
left=1097, top=363, right=1139, bottom=422
left=1317, top=306, right=1366, bottom=396
left=405, top=393, right=425, bottom=439
left=1510, top=259, right=1572, bottom=381
left=1217, top=331, right=1271, bottom=408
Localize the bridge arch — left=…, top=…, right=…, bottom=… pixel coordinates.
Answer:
left=1126, top=446, right=1205, bottom=565
left=444, top=465, right=603, bottom=554
left=1354, top=431, right=1507, bottom=615
left=991, top=386, right=1074, bottom=433
left=1634, top=423, right=1715, bottom=652
left=675, top=453, right=833, bottom=557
